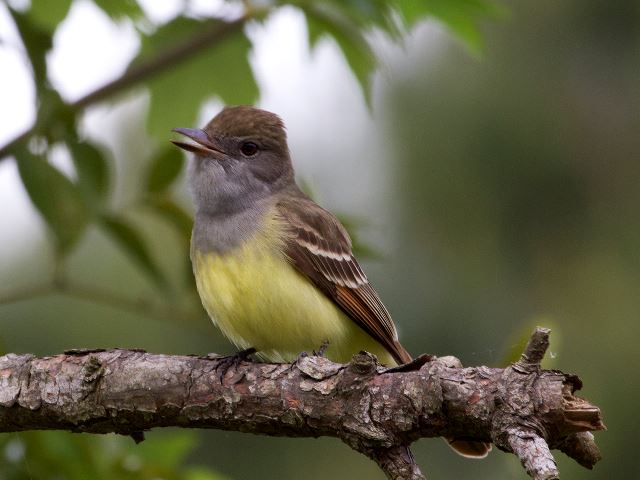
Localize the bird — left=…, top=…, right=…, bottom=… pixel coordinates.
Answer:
left=172, top=105, right=490, bottom=458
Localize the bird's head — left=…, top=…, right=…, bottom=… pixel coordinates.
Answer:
left=172, top=105, right=293, bottom=215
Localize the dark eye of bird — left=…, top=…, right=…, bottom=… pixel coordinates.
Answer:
left=240, top=142, right=259, bottom=157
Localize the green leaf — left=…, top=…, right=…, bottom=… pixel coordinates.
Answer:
left=302, top=5, right=375, bottom=105
left=35, top=88, right=76, bottom=142
left=186, top=467, right=230, bottom=480
left=28, top=0, right=73, bottom=32
left=134, top=431, right=196, bottom=469
left=69, top=141, right=111, bottom=209
left=321, top=0, right=395, bottom=32
left=393, top=0, right=435, bottom=27
left=8, top=6, right=52, bottom=86
left=289, top=0, right=392, bottom=30
left=395, top=0, right=504, bottom=55
left=136, top=17, right=257, bottom=140
left=6, top=7, right=74, bottom=144
left=3, top=430, right=222, bottom=480
left=146, top=147, right=184, bottom=194
left=92, top=0, right=143, bottom=20
left=16, top=149, right=90, bottom=254
left=99, top=214, right=167, bottom=289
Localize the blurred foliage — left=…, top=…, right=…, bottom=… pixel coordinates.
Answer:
left=0, top=431, right=226, bottom=480
left=379, top=1, right=639, bottom=478
left=2, top=0, right=496, bottom=286
left=0, top=1, right=501, bottom=479
left=5, top=0, right=634, bottom=478
left=15, top=146, right=90, bottom=255
left=140, top=17, right=258, bottom=140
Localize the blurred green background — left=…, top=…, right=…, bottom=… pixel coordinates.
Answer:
left=0, top=0, right=636, bottom=478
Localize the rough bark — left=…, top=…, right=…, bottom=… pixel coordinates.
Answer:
left=0, top=328, right=603, bottom=479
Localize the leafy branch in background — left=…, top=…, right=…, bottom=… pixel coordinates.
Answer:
left=0, top=0, right=498, bottom=305
left=0, top=1, right=498, bottom=478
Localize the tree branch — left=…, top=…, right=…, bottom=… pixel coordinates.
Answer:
left=0, top=328, right=603, bottom=479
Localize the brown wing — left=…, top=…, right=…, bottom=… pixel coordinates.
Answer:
left=276, top=192, right=412, bottom=365
left=277, top=191, right=490, bottom=456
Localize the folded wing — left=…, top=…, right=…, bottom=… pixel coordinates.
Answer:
left=276, top=194, right=412, bottom=365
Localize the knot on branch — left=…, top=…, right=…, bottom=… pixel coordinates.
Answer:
left=80, top=355, right=105, bottom=393
left=492, top=327, right=605, bottom=480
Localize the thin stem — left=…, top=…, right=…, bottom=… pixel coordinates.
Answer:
left=0, top=283, right=54, bottom=305
left=73, top=15, right=249, bottom=110
left=0, top=281, right=209, bottom=334
left=60, top=281, right=208, bottom=329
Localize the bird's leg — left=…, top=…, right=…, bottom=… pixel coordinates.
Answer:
left=287, top=340, right=330, bottom=374
left=215, top=347, right=257, bottom=382
left=313, top=339, right=330, bottom=357
left=284, top=350, right=308, bottom=373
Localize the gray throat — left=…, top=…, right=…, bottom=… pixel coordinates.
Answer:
left=191, top=201, right=273, bottom=255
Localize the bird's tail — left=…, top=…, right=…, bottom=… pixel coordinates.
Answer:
left=445, top=438, right=492, bottom=458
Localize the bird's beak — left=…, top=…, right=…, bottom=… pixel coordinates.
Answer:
left=171, top=128, right=225, bottom=158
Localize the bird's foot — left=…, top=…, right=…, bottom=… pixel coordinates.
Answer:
left=215, top=347, right=257, bottom=382
left=285, top=342, right=331, bottom=374
left=284, top=349, right=316, bottom=374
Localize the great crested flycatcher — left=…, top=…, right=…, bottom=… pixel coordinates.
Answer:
left=172, top=106, right=490, bottom=458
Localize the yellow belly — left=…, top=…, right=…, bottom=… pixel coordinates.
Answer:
left=191, top=232, right=395, bottom=365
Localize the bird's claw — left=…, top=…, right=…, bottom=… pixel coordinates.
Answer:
left=215, top=347, right=257, bottom=382
left=313, top=340, right=330, bottom=357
